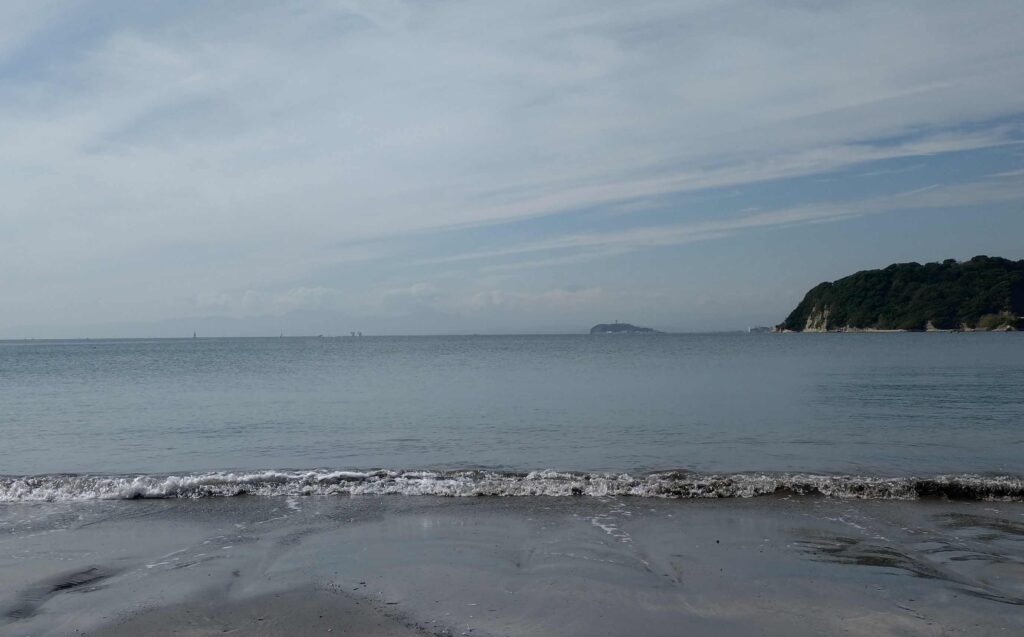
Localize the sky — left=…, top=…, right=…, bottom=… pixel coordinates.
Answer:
left=2, top=0, right=1024, bottom=337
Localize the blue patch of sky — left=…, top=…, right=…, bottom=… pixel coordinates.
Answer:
left=0, top=2, right=194, bottom=83
left=370, top=133, right=1024, bottom=269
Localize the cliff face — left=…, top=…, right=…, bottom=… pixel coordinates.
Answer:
left=802, top=306, right=831, bottom=332
left=780, top=256, right=1024, bottom=332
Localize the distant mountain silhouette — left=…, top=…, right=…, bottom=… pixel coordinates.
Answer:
left=589, top=323, right=660, bottom=334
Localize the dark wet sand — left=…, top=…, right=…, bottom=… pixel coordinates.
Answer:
left=94, top=587, right=426, bottom=636
left=2, top=496, right=1023, bottom=636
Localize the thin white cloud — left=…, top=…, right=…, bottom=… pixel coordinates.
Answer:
left=192, top=286, right=350, bottom=317
left=460, top=287, right=606, bottom=313
left=2, top=1, right=1024, bottom=329
left=424, top=178, right=1024, bottom=269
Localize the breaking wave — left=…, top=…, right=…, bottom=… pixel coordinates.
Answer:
left=2, top=470, right=1023, bottom=502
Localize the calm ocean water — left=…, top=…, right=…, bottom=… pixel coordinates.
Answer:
left=1, top=333, right=1022, bottom=500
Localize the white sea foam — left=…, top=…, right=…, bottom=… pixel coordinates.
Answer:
left=2, top=470, right=1023, bottom=502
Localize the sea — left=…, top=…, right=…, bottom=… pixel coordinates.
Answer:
left=1, top=333, right=1023, bottom=501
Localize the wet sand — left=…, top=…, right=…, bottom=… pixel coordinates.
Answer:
left=2, top=496, right=1022, bottom=636
left=95, top=588, right=427, bottom=636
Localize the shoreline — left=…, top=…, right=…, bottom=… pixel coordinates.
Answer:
left=4, top=469, right=1024, bottom=501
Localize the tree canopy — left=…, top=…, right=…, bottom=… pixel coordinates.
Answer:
left=781, top=256, right=1024, bottom=331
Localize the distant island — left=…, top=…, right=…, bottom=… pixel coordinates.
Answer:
left=779, top=255, right=1024, bottom=332
left=590, top=322, right=661, bottom=334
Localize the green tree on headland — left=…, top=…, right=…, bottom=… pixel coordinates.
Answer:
left=780, top=256, right=1024, bottom=331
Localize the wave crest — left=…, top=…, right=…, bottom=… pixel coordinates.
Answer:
left=2, top=470, right=1023, bottom=502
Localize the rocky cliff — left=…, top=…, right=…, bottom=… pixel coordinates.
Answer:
left=779, top=256, right=1024, bottom=332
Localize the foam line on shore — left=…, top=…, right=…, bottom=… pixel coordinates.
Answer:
left=2, top=470, right=1023, bottom=502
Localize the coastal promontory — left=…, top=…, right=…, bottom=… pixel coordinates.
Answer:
left=779, top=256, right=1024, bottom=332
left=590, top=322, right=660, bottom=334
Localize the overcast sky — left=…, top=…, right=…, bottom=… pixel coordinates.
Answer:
left=3, top=1, right=1024, bottom=336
